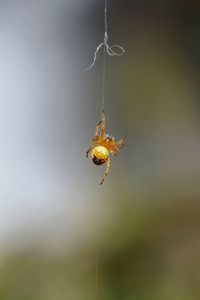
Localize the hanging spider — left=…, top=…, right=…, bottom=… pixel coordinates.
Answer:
left=86, top=110, right=127, bottom=185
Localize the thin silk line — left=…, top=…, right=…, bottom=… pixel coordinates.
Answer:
left=102, top=43, right=106, bottom=112
left=85, top=2, right=124, bottom=295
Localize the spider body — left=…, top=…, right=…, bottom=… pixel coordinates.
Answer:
left=92, top=146, right=109, bottom=165
left=86, top=110, right=127, bottom=185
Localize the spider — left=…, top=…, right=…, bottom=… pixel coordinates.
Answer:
left=86, top=110, right=127, bottom=185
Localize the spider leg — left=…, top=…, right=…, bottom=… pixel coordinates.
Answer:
left=100, top=156, right=110, bottom=185
left=110, top=134, right=127, bottom=156
left=118, top=134, right=127, bottom=149
left=86, top=146, right=92, bottom=158
left=100, top=110, right=106, bottom=138
left=86, top=121, right=102, bottom=158
left=94, top=120, right=102, bottom=139
left=110, top=150, right=117, bottom=156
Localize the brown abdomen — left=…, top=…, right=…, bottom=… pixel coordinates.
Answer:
left=92, top=156, right=106, bottom=165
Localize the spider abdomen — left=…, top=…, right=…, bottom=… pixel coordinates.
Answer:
left=92, top=146, right=109, bottom=165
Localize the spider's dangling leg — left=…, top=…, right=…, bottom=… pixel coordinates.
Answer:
left=100, top=110, right=106, bottom=138
left=86, top=121, right=102, bottom=158
left=86, top=147, right=91, bottom=158
left=111, top=134, right=127, bottom=156
left=100, top=157, right=110, bottom=185
left=117, top=134, right=127, bottom=150
left=94, top=120, right=102, bottom=139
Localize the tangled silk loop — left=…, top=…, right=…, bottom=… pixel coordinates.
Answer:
left=84, top=1, right=125, bottom=71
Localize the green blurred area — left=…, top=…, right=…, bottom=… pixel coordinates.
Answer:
left=1, top=197, right=200, bottom=300
left=0, top=0, right=200, bottom=299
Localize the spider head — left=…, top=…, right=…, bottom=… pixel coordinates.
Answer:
left=92, top=146, right=109, bottom=165
left=106, top=134, right=114, bottom=141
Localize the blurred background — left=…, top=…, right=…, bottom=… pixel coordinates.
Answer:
left=0, top=0, right=200, bottom=299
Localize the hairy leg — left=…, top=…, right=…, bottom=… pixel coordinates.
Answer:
left=86, top=146, right=92, bottom=158
left=94, top=120, right=102, bottom=139
left=86, top=121, right=102, bottom=158
left=100, top=157, right=110, bottom=185
left=110, top=134, right=127, bottom=156
left=117, top=134, right=127, bottom=149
